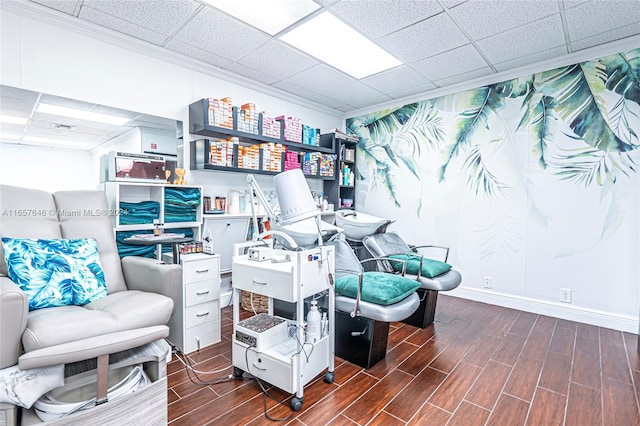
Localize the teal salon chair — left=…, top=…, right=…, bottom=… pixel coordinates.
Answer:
left=362, top=232, right=462, bottom=328
left=329, top=239, right=420, bottom=369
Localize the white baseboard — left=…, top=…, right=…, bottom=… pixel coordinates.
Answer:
left=447, top=286, right=639, bottom=334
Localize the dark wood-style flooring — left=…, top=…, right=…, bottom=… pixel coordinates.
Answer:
left=167, top=295, right=640, bottom=425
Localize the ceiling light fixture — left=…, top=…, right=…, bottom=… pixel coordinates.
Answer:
left=36, top=103, right=130, bottom=126
left=279, top=12, right=402, bottom=79
left=0, top=115, right=28, bottom=125
left=203, top=0, right=320, bottom=35
left=23, top=136, right=89, bottom=147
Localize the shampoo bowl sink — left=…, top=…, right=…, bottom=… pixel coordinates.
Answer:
left=272, top=218, right=343, bottom=249
left=335, top=210, right=394, bottom=242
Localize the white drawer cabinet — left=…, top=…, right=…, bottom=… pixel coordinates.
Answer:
left=168, top=253, right=221, bottom=354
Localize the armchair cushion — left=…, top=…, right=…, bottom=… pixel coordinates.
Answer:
left=1, top=238, right=107, bottom=311
left=388, top=254, right=452, bottom=278
left=335, top=272, right=420, bottom=306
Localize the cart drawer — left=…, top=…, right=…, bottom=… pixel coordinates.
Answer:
left=232, top=264, right=294, bottom=302
left=232, top=341, right=293, bottom=393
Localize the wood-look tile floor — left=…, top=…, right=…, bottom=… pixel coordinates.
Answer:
left=167, top=295, right=640, bottom=425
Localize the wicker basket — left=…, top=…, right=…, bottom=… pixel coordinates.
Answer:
left=241, top=290, right=269, bottom=313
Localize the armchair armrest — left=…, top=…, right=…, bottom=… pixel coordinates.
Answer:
left=0, top=276, right=29, bottom=369
left=410, top=244, right=450, bottom=262
left=121, top=257, right=182, bottom=310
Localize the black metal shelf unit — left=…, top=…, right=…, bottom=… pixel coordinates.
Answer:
left=189, top=99, right=336, bottom=179
left=322, top=133, right=358, bottom=209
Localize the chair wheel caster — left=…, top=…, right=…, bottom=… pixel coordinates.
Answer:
left=233, top=367, right=244, bottom=379
left=323, top=372, right=334, bottom=384
left=291, top=397, right=303, bottom=411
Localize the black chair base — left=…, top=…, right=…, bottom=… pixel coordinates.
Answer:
left=335, top=310, right=390, bottom=369
left=402, top=289, right=438, bottom=328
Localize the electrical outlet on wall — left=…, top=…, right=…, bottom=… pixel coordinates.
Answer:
left=560, top=288, right=572, bottom=303
left=484, top=276, right=492, bottom=289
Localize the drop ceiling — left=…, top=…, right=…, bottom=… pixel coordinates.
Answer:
left=18, top=0, right=640, bottom=113
left=3, top=0, right=640, bottom=152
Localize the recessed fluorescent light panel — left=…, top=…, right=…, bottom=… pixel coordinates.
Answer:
left=204, top=0, right=320, bottom=35
left=0, top=115, right=28, bottom=125
left=280, top=12, right=402, bottom=79
left=36, top=103, right=130, bottom=126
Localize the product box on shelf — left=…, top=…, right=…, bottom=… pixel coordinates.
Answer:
left=260, top=143, right=286, bottom=173
left=284, top=151, right=301, bottom=171
left=207, top=97, right=234, bottom=129
left=236, top=103, right=259, bottom=135
left=260, top=113, right=281, bottom=139
left=276, top=116, right=303, bottom=143
left=208, top=137, right=238, bottom=167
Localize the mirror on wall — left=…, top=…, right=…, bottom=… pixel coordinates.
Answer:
left=0, top=84, right=181, bottom=156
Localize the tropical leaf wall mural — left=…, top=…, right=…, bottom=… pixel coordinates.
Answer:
left=346, top=47, right=640, bottom=317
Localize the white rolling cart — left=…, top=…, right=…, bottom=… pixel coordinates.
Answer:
left=230, top=241, right=336, bottom=411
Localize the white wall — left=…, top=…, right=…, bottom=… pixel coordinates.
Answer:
left=0, top=144, right=94, bottom=192
left=348, top=44, right=640, bottom=333
left=0, top=5, right=343, bottom=193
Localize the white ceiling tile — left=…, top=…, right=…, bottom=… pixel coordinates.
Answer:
left=28, top=0, right=80, bottom=15
left=442, top=0, right=469, bottom=8
left=282, top=64, right=355, bottom=94
left=476, top=14, right=566, bottom=64
left=571, top=23, right=640, bottom=52
left=323, top=82, right=388, bottom=105
left=172, top=7, right=270, bottom=61
left=448, top=0, right=559, bottom=40
left=360, top=65, right=433, bottom=95
left=493, top=46, right=568, bottom=72
left=222, top=62, right=279, bottom=85
left=271, top=80, right=319, bottom=99
left=238, top=41, right=318, bottom=81
left=164, top=39, right=232, bottom=68
left=433, top=66, right=493, bottom=87
left=349, top=94, right=395, bottom=109
left=561, top=0, right=591, bottom=9
left=411, top=44, right=488, bottom=81
left=311, top=94, right=351, bottom=110
left=387, top=82, right=438, bottom=99
left=565, top=0, right=640, bottom=41
left=329, top=0, right=443, bottom=39
left=82, top=0, right=200, bottom=35
left=377, top=12, right=469, bottom=62
left=78, top=7, right=168, bottom=45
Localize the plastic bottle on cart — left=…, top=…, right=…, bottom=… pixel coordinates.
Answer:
left=306, top=300, right=321, bottom=343
left=320, top=312, right=328, bottom=337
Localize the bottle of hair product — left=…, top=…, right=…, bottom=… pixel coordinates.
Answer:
left=306, top=300, right=321, bottom=343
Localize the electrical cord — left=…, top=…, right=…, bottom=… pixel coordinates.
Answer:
left=245, top=345, right=294, bottom=422
left=166, top=340, right=235, bottom=386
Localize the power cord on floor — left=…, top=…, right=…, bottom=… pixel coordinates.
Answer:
left=166, top=339, right=236, bottom=386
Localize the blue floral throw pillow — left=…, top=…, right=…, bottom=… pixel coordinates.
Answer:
left=1, top=238, right=107, bottom=311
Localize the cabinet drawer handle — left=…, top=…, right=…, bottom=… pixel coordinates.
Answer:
left=252, top=279, right=267, bottom=285
left=196, top=290, right=210, bottom=296
left=252, top=362, right=267, bottom=371
left=195, top=269, right=209, bottom=273
left=196, top=312, right=210, bottom=317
